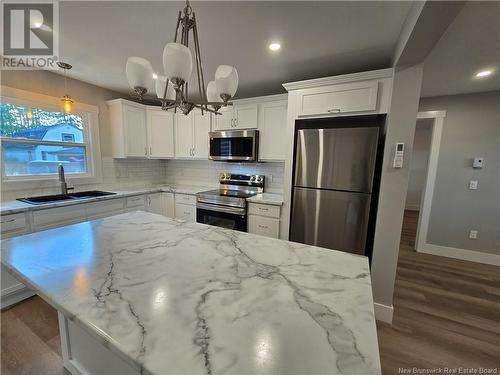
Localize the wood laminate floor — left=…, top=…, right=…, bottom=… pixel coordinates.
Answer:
left=1, top=210, right=499, bottom=374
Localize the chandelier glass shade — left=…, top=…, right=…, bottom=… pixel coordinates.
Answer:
left=155, top=75, right=176, bottom=101
left=126, top=57, right=153, bottom=99
left=125, top=0, right=238, bottom=115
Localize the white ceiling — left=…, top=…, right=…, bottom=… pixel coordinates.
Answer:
left=58, top=1, right=412, bottom=99
left=421, top=1, right=500, bottom=98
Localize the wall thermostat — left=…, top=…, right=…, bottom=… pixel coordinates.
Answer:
left=472, top=157, right=484, bottom=169
left=393, top=142, right=405, bottom=168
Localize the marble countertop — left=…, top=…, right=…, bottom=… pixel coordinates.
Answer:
left=247, top=193, right=284, bottom=206
left=0, top=211, right=380, bottom=375
left=0, top=185, right=283, bottom=215
left=0, top=185, right=213, bottom=215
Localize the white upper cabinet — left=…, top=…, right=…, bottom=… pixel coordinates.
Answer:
left=233, top=103, right=258, bottom=129
left=124, top=105, right=148, bottom=157
left=109, top=100, right=148, bottom=158
left=214, top=103, right=258, bottom=130
left=193, top=111, right=210, bottom=159
left=213, top=107, right=233, bottom=130
left=147, top=107, right=175, bottom=158
left=175, top=113, right=194, bottom=158
left=258, top=100, right=288, bottom=161
left=175, top=109, right=211, bottom=159
left=297, top=81, right=379, bottom=117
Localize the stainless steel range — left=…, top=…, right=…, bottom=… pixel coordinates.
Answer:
left=196, top=173, right=264, bottom=231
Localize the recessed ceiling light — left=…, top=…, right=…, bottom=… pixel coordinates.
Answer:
left=269, top=43, right=281, bottom=51
left=475, top=70, right=492, bottom=78
left=152, top=73, right=158, bottom=79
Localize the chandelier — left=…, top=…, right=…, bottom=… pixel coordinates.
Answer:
left=125, top=0, right=238, bottom=115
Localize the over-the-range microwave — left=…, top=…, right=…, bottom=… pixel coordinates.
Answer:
left=208, top=130, right=259, bottom=162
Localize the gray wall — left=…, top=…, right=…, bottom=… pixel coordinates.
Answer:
left=370, top=64, right=424, bottom=309
left=419, top=91, right=500, bottom=254
left=406, top=119, right=432, bottom=210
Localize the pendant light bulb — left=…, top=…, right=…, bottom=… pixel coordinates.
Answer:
left=57, top=61, right=74, bottom=114
left=62, top=95, right=74, bottom=114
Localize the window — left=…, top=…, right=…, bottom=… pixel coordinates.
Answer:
left=61, top=133, right=75, bottom=142
left=1, top=101, right=93, bottom=179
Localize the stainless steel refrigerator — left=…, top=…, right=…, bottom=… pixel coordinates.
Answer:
left=290, top=125, right=379, bottom=255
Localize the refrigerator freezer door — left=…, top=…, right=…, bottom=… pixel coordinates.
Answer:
left=294, top=127, right=379, bottom=193
left=290, top=187, right=371, bottom=255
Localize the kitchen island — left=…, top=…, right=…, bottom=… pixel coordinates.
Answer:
left=0, top=211, right=380, bottom=375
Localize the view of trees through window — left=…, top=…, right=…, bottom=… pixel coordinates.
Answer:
left=1, top=103, right=88, bottom=177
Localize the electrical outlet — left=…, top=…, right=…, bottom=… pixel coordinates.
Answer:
left=469, top=180, right=478, bottom=190
left=469, top=230, right=478, bottom=239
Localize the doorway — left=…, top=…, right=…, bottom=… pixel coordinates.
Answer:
left=402, top=111, right=446, bottom=252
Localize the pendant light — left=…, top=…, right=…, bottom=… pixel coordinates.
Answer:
left=125, top=0, right=238, bottom=115
left=57, top=61, right=74, bottom=114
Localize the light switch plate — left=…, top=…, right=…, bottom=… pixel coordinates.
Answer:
left=469, top=230, right=478, bottom=239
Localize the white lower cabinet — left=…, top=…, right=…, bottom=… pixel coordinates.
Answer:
left=248, top=215, right=280, bottom=239
left=33, top=205, right=88, bottom=231
left=146, top=193, right=163, bottom=215
left=162, top=193, right=175, bottom=218
left=175, top=203, right=196, bottom=222
left=174, top=193, right=196, bottom=222
left=86, top=199, right=125, bottom=220
left=125, top=195, right=147, bottom=211
left=247, top=202, right=281, bottom=239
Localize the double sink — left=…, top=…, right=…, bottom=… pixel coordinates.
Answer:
left=17, top=191, right=116, bottom=205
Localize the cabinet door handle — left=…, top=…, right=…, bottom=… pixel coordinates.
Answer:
left=0, top=218, right=16, bottom=224
left=150, top=146, right=152, bottom=155
left=259, top=207, right=269, bottom=211
left=327, top=108, right=341, bottom=113
left=258, top=225, right=268, bottom=229
left=145, top=147, right=148, bottom=155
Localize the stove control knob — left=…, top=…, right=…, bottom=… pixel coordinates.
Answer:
left=256, top=176, right=262, bottom=182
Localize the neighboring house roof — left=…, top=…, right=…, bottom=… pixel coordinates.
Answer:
left=12, top=123, right=81, bottom=140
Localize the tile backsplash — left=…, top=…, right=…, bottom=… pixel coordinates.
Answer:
left=1, top=158, right=285, bottom=201
left=164, top=160, right=285, bottom=193
left=1, top=158, right=167, bottom=201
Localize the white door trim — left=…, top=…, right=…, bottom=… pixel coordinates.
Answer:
left=415, top=111, right=445, bottom=252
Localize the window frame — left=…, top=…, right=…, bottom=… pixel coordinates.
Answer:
left=0, top=86, right=103, bottom=190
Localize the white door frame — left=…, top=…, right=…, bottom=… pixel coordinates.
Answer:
left=414, top=110, right=446, bottom=251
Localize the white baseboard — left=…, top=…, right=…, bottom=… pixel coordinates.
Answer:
left=417, top=243, right=500, bottom=266
left=374, top=302, right=393, bottom=323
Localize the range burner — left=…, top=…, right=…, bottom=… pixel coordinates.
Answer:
left=196, top=173, right=265, bottom=231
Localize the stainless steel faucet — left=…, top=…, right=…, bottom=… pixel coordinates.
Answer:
left=58, top=165, right=74, bottom=195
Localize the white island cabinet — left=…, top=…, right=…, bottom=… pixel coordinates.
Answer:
left=0, top=211, right=381, bottom=375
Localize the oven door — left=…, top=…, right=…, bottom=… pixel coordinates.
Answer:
left=209, top=130, right=258, bottom=161
left=196, top=204, right=247, bottom=232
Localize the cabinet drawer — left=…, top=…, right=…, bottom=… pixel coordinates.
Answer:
left=86, top=199, right=125, bottom=219
left=174, top=193, right=196, bottom=206
left=1, top=213, right=27, bottom=234
left=298, top=81, right=378, bottom=116
left=175, top=202, right=196, bottom=222
left=33, top=205, right=87, bottom=230
left=248, top=203, right=280, bottom=219
left=126, top=195, right=146, bottom=208
left=248, top=215, right=279, bottom=239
